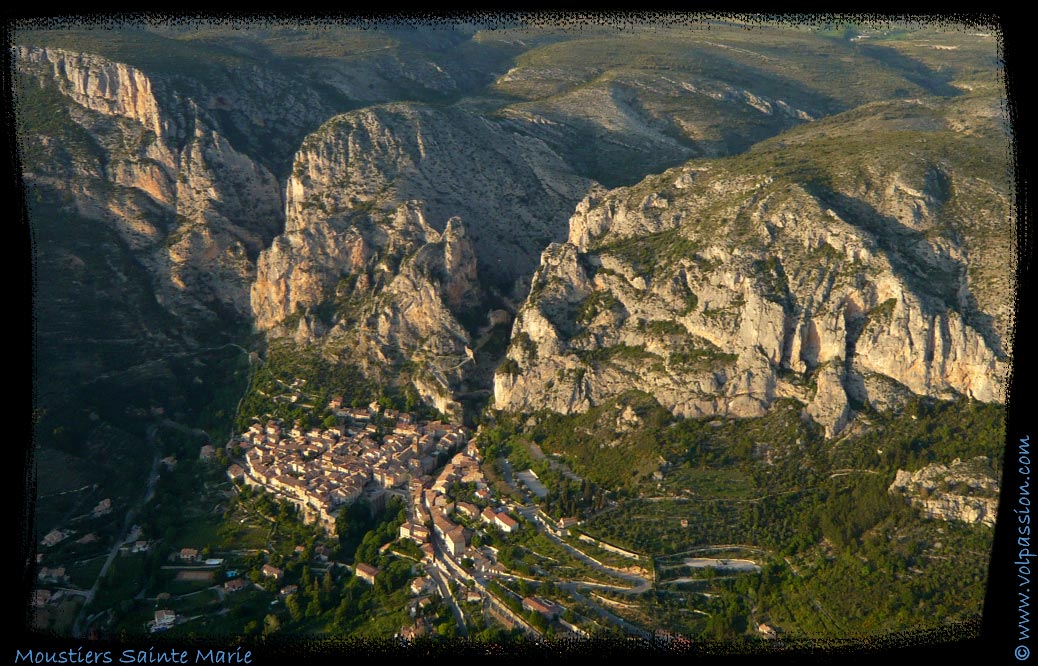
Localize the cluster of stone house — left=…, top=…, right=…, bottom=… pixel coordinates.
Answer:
left=228, top=393, right=538, bottom=636
left=398, top=439, right=518, bottom=577
left=395, top=445, right=515, bottom=639
left=229, top=400, right=467, bottom=533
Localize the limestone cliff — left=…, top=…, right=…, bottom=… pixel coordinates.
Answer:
left=888, top=457, right=999, bottom=527
left=495, top=99, right=1012, bottom=437
left=17, top=46, right=284, bottom=324
left=18, top=29, right=1011, bottom=429
left=251, top=103, right=593, bottom=411
left=18, top=46, right=170, bottom=138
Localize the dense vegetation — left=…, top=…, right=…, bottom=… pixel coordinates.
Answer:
left=481, top=393, right=1004, bottom=637
left=234, top=340, right=443, bottom=434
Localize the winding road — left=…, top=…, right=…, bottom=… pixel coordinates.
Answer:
left=72, top=440, right=161, bottom=638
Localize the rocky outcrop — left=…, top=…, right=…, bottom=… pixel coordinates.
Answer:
left=888, top=457, right=999, bottom=526
left=274, top=103, right=591, bottom=289
left=16, top=46, right=284, bottom=323
left=18, top=32, right=1011, bottom=427
left=440, top=218, right=480, bottom=313
left=18, top=46, right=170, bottom=138
left=364, top=223, right=479, bottom=414
left=252, top=103, right=593, bottom=406
left=254, top=195, right=485, bottom=416
left=495, top=120, right=1011, bottom=436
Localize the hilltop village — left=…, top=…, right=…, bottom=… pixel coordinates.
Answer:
left=229, top=399, right=469, bottom=533
left=33, top=385, right=631, bottom=640
left=226, top=397, right=569, bottom=638
left=229, top=396, right=534, bottom=574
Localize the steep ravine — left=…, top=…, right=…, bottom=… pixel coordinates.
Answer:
left=250, top=103, right=596, bottom=416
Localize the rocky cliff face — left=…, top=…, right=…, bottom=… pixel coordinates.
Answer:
left=888, top=457, right=999, bottom=526
left=251, top=103, right=594, bottom=411
left=18, top=28, right=1011, bottom=429
left=264, top=102, right=591, bottom=303
left=495, top=99, right=1011, bottom=436
left=17, top=45, right=284, bottom=324
left=19, top=46, right=170, bottom=138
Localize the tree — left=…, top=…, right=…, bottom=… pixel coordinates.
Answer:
left=262, top=614, right=281, bottom=636
left=285, top=593, right=303, bottom=622
left=527, top=611, right=549, bottom=633
left=404, top=386, right=419, bottom=413
left=278, top=500, right=297, bottom=523
left=261, top=576, right=279, bottom=594
left=334, top=598, right=353, bottom=629
left=337, top=499, right=374, bottom=557
left=321, top=571, right=336, bottom=607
